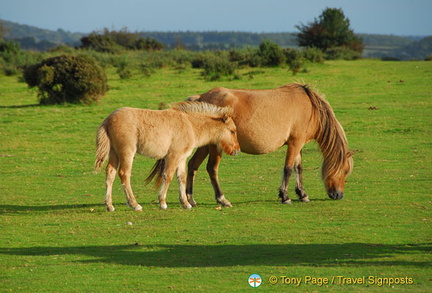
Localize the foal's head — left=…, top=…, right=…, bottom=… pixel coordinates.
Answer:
left=322, top=151, right=354, bottom=200
left=216, top=113, right=241, bottom=156
left=172, top=101, right=240, bottom=156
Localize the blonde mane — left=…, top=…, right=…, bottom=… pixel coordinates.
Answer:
left=170, top=101, right=233, bottom=117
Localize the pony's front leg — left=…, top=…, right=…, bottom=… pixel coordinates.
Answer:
left=177, top=159, right=192, bottom=209
left=279, top=166, right=293, bottom=204
left=207, top=145, right=232, bottom=207
left=186, top=146, right=210, bottom=207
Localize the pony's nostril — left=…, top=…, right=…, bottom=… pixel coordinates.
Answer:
left=329, top=191, right=344, bottom=200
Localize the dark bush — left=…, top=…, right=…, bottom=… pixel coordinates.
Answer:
left=23, top=54, right=108, bottom=105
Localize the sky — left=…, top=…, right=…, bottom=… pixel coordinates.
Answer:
left=1, top=0, right=431, bottom=36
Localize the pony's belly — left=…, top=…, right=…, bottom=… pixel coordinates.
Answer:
left=238, top=135, right=285, bottom=155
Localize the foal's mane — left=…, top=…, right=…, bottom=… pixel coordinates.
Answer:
left=171, top=101, right=233, bottom=117
left=289, top=83, right=353, bottom=179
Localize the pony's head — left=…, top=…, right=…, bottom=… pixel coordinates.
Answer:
left=216, top=113, right=241, bottom=156
left=322, top=151, right=354, bottom=200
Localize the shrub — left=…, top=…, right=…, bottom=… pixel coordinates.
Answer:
left=229, top=48, right=261, bottom=67
left=301, top=47, right=324, bottom=63
left=325, top=46, right=362, bottom=60
left=284, top=48, right=303, bottom=75
left=258, top=40, right=285, bottom=67
left=23, top=54, right=108, bottom=105
left=0, top=40, right=44, bottom=76
left=198, top=52, right=237, bottom=80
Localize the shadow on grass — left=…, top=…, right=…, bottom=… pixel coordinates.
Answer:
left=0, top=204, right=103, bottom=213
left=0, top=104, right=40, bottom=109
left=0, top=198, right=327, bottom=213
left=1, top=243, right=430, bottom=268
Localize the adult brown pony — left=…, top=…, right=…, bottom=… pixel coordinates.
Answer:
left=186, top=83, right=353, bottom=207
left=94, top=101, right=240, bottom=211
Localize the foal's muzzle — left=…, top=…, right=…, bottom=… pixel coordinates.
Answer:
left=328, top=191, right=344, bottom=200
left=230, top=148, right=241, bottom=156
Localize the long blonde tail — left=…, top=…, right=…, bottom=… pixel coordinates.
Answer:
left=94, top=123, right=110, bottom=173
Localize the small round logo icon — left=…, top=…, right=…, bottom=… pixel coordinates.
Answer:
left=248, top=274, right=262, bottom=288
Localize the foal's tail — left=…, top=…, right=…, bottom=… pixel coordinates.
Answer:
left=145, top=159, right=165, bottom=188
left=94, top=123, right=111, bottom=173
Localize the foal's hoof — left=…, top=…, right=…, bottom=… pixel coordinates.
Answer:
left=159, top=203, right=168, bottom=210
left=106, top=205, right=115, bottom=212
left=182, top=203, right=193, bottom=210
left=282, top=199, right=292, bottom=204
left=133, top=204, right=143, bottom=211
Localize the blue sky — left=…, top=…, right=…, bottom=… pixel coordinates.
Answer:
left=1, top=0, right=431, bottom=35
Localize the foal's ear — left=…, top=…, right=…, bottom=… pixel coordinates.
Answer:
left=347, top=151, right=355, bottom=157
left=221, top=114, right=230, bottom=123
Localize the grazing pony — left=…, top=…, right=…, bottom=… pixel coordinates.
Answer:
left=186, top=83, right=353, bottom=207
left=94, top=101, right=240, bottom=211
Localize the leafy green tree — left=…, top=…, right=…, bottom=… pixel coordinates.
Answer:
left=296, top=8, right=364, bottom=55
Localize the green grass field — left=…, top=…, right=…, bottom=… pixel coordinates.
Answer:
left=1, top=60, right=431, bottom=292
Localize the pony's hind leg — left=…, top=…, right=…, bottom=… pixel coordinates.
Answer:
left=294, top=151, right=310, bottom=203
left=118, top=154, right=143, bottom=211
left=105, top=150, right=118, bottom=212
left=186, top=146, right=210, bottom=207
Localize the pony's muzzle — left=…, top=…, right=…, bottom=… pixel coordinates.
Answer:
left=328, top=190, right=344, bottom=200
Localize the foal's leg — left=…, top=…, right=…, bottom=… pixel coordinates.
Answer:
left=279, top=141, right=303, bottom=204
left=104, top=150, right=118, bottom=212
left=158, top=158, right=177, bottom=210
left=176, top=158, right=193, bottom=209
left=186, top=146, right=210, bottom=207
left=207, top=145, right=232, bottom=207
left=118, top=153, right=143, bottom=211
left=294, top=151, right=310, bottom=203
